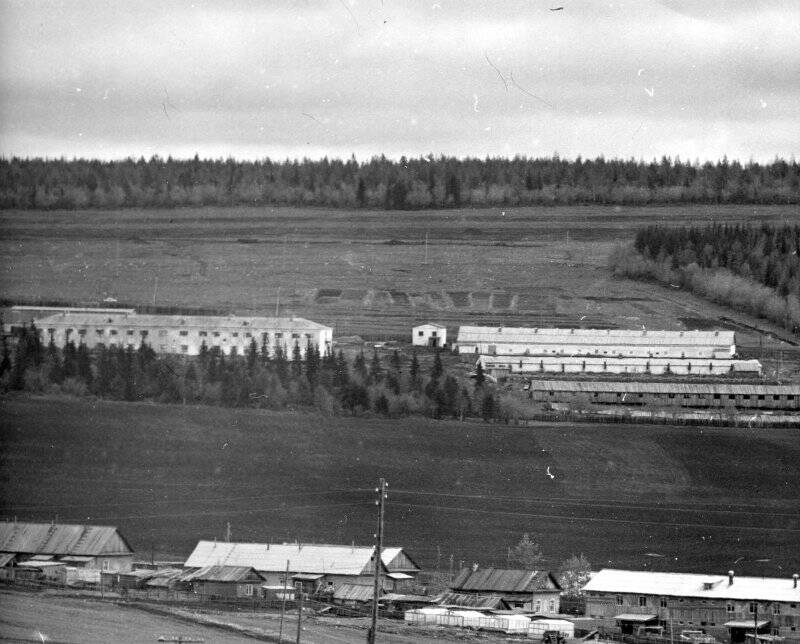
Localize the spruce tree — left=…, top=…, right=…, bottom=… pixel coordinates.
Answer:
left=430, top=349, right=443, bottom=380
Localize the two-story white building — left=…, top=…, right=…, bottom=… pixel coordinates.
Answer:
left=583, top=569, right=800, bottom=643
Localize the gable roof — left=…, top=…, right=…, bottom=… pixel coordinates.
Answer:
left=583, top=569, right=800, bottom=603
left=451, top=568, right=561, bottom=593
left=185, top=541, right=396, bottom=576
left=456, top=327, right=735, bottom=348
left=333, top=583, right=380, bottom=602
left=0, top=522, right=134, bottom=557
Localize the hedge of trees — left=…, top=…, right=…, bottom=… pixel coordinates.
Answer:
left=609, top=223, right=800, bottom=333
left=1, top=323, right=506, bottom=421
left=1, top=154, right=798, bottom=210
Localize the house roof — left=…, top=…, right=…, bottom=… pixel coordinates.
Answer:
left=36, top=311, right=331, bottom=332
left=583, top=570, right=800, bottom=603
left=0, top=553, right=15, bottom=567
left=185, top=541, right=401, bottom=576
left=451, top=568, right=561, bottom=593
left=333, top=583, right=378, bottom=602
left=182, top=565, right=263, bottom=583
left=457, top=327, right=735, bottom=347
left=0, top=522, right=134, bottom=557
left=436, top=592, right=510, bottom=610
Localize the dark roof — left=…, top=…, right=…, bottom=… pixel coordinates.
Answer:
left=451, top=568, right=561, bottom=593
left=183, top=565, right=263, bottom=583
left=0, top=522, right=134, bottom=557
left=437, top=591, right=510, bottom=609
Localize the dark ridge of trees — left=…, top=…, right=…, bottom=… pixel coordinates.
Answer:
left=609, top=223, right=800, bottom=333
left=1, top=326, right=502, bottom=421
left=1, top=154, right=798, bottom=210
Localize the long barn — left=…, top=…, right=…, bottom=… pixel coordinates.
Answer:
left=529, top=380, right=800, bottom=411
left=456, top=327, right=736, bottom=360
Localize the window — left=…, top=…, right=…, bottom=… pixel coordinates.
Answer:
left=213, top=332, right=220, bottom=337
left=616, top=595, right=624, bottom=606
left=140, top=330, right=148, bottom=337
left=749, top=603, right=757, bottom=614
left=102, top=560, right=110, bottom=571
left=179, top=330, right=188, bottom=336
left=180, top=345, right=188, bottom=354
left=47, top=328, right=55, bottom=335
left=292, top=333, right=300, bottom=339
left=772, top=628, right=780, bottom=636
left=232, top=332, right=238, bottom=337
left=78, top=329, right=87, bottom=336
left=713, top=394, right=720, bottom=400
left=158, top=330, right=167, bottom=336
left=661, top=597, right=668, bottom=608
left=110, top=329, right=118, bottom=336
left=199, top=331, right=207, bottom=337
left=245, top=332, right=252, bottom=338
left=534, top=600, right=541, bottom=612
left=729, top=394, right=735, bottom=400
left=549, top=599, right=556, bottom=612
left=773, top=605, right=781, bottom=615
left=126, top=330, right=134, bottom=336
left=243, top=584, right=253, bottom=596
left=639, top=596, right=648, bottom=607
left=726, top=604, right=735, bottom=613
left=758, top=395, right=765, bottom=401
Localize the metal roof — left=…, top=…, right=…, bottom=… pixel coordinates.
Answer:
left=725, top=621, right=771, bottom=629
left=0, top=522, right=133, bottom=556
left=528, top=380, right=799, bottom=396
left=457, top=327, right=735, bottom=347
left=184, top=541, right=391, bottom=576
left=583, top=570, right=800, bottom=603
left=614, top=614, right=659, bottom=622
left=35, top=311, right=331, bottom=332
left=381, top=593, right=435, bottom=603
left=333, top=583, right=377, bottom=602
left=182, top=565, right=262, bottom=583
left=451, top=568, right=560, bottom=593
left=436, top=592, right=510, bottom=609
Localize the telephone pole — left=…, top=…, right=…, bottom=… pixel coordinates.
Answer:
left=368, top=478, right=387, bottom=644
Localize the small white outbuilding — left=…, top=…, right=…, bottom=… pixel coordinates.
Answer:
left=412, top=323, right=447, bottom=348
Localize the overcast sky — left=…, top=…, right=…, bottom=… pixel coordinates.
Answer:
left=1, top=0, right=799, bottom=163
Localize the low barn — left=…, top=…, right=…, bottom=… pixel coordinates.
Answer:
left=0, top=521, right=134, bottom=573
left=529, top=380, right=800, bottom=411
left=449, top=568, right=562, bottom=612
left=183, top=565, right=265, bottom=599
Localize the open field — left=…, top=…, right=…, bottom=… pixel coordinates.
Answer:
left=2, top=396, right=799, bottom=576
left=1, top=205, right=798, bottom=375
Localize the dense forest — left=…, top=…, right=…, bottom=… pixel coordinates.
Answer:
left=1, top=154, right=799, bottom=210
left=1, top=323, right=507, bottom=421
left=609, top=223, right=800, bottom=333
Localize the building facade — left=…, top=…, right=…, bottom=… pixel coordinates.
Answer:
left=456, top=328, right=736, bottom=360
left=528, top=380, right=800, bottom=411
left=583, top=569, right=800, bottom=642
left=413, top=324, right=447, bottom=348
left=34, top=310, right=333, bottom=357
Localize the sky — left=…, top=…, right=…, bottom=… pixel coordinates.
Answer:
left=1, top=0, right=799, bottom=163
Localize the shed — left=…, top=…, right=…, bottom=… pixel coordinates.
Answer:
left=16, top=560, right=67, bottom=585
left=183, top=565, right=265, bottom=599
left=412, top=324, right=447, bottom=348
left=449, top=567, right=561, bottom=612
left=332, top=583, right=380, bottom=607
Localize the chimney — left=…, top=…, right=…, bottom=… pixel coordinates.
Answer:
left=472, top=562, right=479, bottom=572
left=793, top=574, right=798, bottom=589
left=728, top=570, right=734, bottom=585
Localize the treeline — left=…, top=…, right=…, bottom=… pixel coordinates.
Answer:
left=609, top=223, right=800, bottom=333
left=1, top=324, right=507, bottom=421
left=1, top=154, right=798, bottom=210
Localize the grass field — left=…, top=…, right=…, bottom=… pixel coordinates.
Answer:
left=2, top=205, right=798, bottom=359
left=2, top=395, right=798, bottom=577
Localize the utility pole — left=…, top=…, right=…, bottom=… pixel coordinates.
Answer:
left=152, top=276, right=158, bottom=306
left=295, top=581, right=303, bottom=644
left=279, top=559, right=289, bottom=642
left=368, top=478, right=387, bottom=644
left=226, top=522, right=231, bottom=542
left=424, top=232, right=429, bottom=265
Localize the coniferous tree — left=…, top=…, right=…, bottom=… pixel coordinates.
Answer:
left=291, top=341, right=303, bottom=377
left=353, top=350, right=368, bottom=381
left=430, top=349, right=443, bottom=380
left=369, top=348, right=382, bottom=384
left=76, top=343, right=92, bottom=387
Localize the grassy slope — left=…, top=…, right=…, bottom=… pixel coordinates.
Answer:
left=2, top=396, right=798, bottom=575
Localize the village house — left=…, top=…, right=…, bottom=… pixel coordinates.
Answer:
left=448, top=567, right=562, bottom=612
left=583, top=569, right=800, bottom=642
left=412, top=323, right=447, bottom=348
left=183, top=541, right=420, bottom=596
left=0, top=521, right=135, bottom=576
left=182, top=565, right=266, bottom=600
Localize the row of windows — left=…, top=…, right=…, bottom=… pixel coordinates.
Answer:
left=614, top=595, right=792, bottom=614
left=52, top=328, right=313, bottom=340
left=549, top=392, right=794, bottom=401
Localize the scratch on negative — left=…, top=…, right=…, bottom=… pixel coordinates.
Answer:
left=484, top=52, right=509, bottom=92
left=338, top=0, right=362, bottom=34
left=509, top=71, right=554, bottom=109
